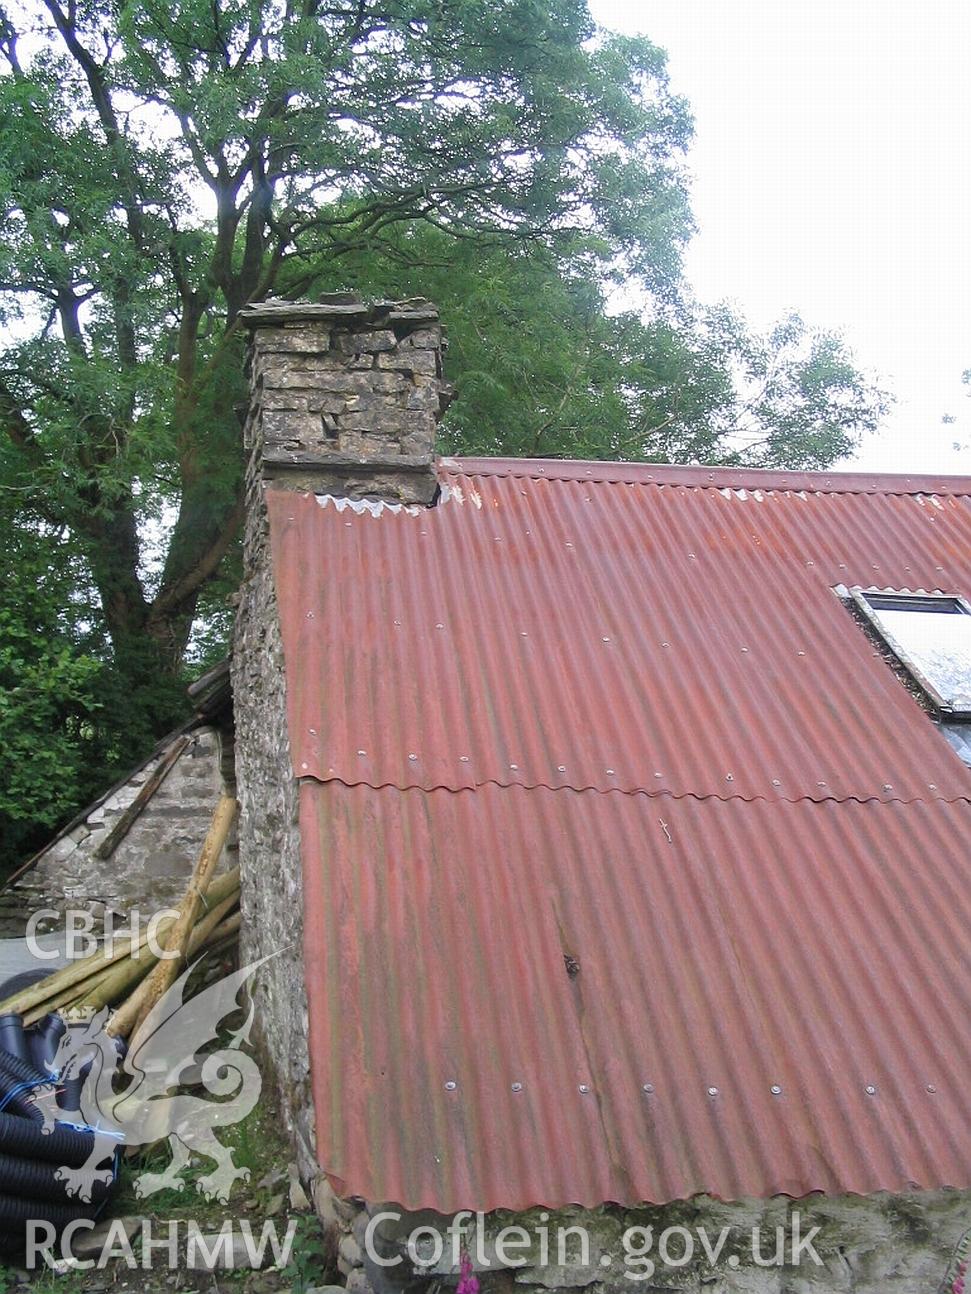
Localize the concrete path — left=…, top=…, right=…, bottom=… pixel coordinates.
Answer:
left=0, top=935, right=66, bottom=987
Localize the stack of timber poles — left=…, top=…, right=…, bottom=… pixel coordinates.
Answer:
left=0, top=796, right=240, bottom=1256
left=0, top=795, right=239, bottom=1033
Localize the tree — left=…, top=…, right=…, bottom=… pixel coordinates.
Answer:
left=310, top=227, right=890, bottom=467
left=0, top=508, right=114, bottom=865
left=0, top=1, right=892, bottom=868
left=0, top=0, right=693, bottom=731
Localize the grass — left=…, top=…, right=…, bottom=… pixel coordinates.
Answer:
left=11, top=1097, right=333, bottom=1294
left=111, top=1099, right=292, bottom=1223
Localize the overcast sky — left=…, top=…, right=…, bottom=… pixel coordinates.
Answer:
left=589, top=0, right=970, bottom=475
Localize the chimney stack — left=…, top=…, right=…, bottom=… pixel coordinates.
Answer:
left=239, top=295, right=451, bottom=506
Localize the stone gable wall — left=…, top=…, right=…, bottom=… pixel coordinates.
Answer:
left=0, top=726, right=233, bottom=938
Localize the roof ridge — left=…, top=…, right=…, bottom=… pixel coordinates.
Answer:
left=441, top=456, right=971, bottom=496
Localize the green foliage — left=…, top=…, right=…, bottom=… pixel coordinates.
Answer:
left=312, top=227, right=890, bottom=466
left=285, top=1214, right=331, bottom=1294
left=0, top=0, right=694, bottom=572
left=0, top=516, right=104, bottom=866
left=0, top=0, right=890, bottom=866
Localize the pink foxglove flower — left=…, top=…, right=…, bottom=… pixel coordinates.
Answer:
left=457, top=1248, right=480, bottom=1294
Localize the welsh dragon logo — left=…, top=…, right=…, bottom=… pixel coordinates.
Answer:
left=28, top=955, right=270, bottom=1203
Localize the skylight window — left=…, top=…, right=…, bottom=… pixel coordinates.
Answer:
left=851, top=590, right=971, bottom=718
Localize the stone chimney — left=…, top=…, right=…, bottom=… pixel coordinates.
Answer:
left=238, top=294, right=452, bottom=506
left=232, top=293, right=451, bottom=1142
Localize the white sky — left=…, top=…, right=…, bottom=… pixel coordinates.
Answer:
left=589, top=0, right=971, bottom=475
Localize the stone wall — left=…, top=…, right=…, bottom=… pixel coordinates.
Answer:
left=232, top=433, right=315, bottom=1173
left=325, top=1188, right=971, bottom=1294
left=0, top=726, right=233, bottom=938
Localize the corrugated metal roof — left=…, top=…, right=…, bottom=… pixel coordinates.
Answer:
left=270, top=468, right=971, bottom=805
left=267, top=459, right=971, bottom=1210
left=301, top=784, right=971, bottom=1210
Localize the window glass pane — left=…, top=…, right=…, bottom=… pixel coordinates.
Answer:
left=868, top=604, right=971, bottom=710
left=943, top=724, right=971, bottom=769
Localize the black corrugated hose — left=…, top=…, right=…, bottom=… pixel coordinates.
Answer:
left=0, top=1007, right=120, bottom=1261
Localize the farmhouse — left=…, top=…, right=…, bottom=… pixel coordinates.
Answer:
left=229, top=298, right=971, bottom=1293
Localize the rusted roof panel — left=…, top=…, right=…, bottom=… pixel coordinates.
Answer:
left=267, top=459, right=971, bottom=1210
left=301, top=784, right=971, bottom=1209
left=268, top=471, right=971, bottom=805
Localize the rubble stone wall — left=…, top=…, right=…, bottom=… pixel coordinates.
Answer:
left=0, top=727, right=233, bottom=938
left=324, top=1187, right=971, bottom=1294
left=231, top=296, right=452, bottom=1172
left=232, top=448, right=315, bottom=1170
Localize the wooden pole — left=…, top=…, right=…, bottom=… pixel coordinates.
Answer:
left=107, top=795, right=237, bottom=1039
left=78, top=887, right=240, bottom=1016
left=0, top=866, right=241, bottom=1018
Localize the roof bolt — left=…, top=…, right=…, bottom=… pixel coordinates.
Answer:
left=741, top=647, right=749, bottom=653
left=602, top=636, right=611, bottom=643
left=408, top=753, right=418, bottom=761
left=661, top=642, right=670, bottom=648
left=926, top=1084, right=937, bottom=1094
left=309, top=728, right=317, bottom=735
left=707, top=1086, right=719, bottom=1098
left=817, top=781, right=828, bottom=787
left=797, top=651, right=806, bottom=656
left=435, top=623, right=445, bottom=630
left=865, top=1085, right=877, bottom=1096
left=459, top=755, right=470, bottom=762
left=557, top=765, right=566, bottom=773
left=357, top=749, right=367, bottom=757
left=725, top=774, right=734, bottom=782
left=883, top=784, right=893, bottom=793
left=444, top=1081, right=457, bottom=1091
left=642, top=1084, right=654, bottom=1094
left=520, top=631, right=528, bottom=637
left=509, top=763, right=519, bottom=771
left=929, top=784, right=938, bottom=791
left=578, top=1084, right=590, bottom=1094
left=772, top=779, right=782, bottom=787
left=393, top=619, right=402, bottom=626
left=770, top=1084, right=782, bottom=1096
left=511, top=1082, right=523, bottom=1093
left=606, top=768, right=616, bottom=775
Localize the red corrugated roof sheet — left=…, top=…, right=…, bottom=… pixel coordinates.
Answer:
left=267, top=459, right=971, bottom=1210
